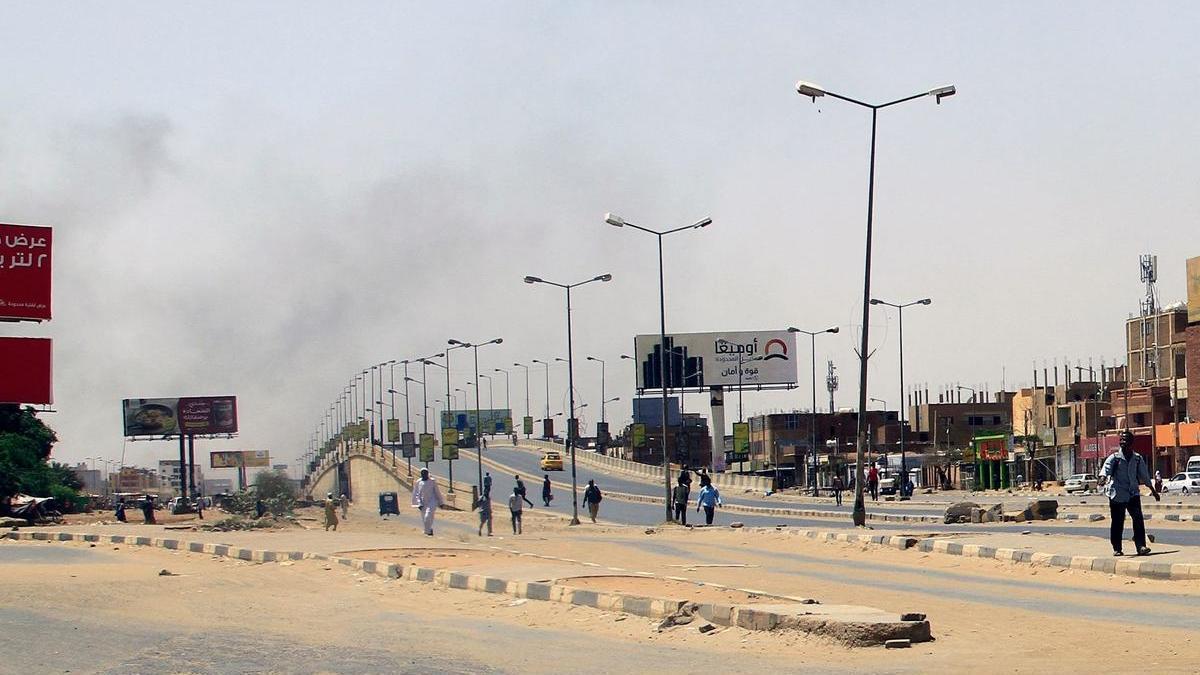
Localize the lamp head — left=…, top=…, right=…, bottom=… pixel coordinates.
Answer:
left=787, top=326, right=800, bottom=333
left=448, top=339, right=464, bottom=346
left=929, top=85, right=955, bottom=104
left=491, top=338, right=503, bottom=345
left=692, top=217, right=712, bottom=229
left=826, top=326, right=840, bottom=334
left=869, top=299, right=882, bottom=305
left=523, top=276, right=541, bottom=284
left=604, top=212, right=625, bottom=227
left=595, top=273, right=613, bottom=282
left=796, top=81, right=826, bottom=100
left=919, top=298, right=933, bottom=305
left=620, top=354, right=633, bottom=359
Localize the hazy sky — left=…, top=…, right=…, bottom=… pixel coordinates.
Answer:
left=3, top=2, right=1198, bottom=473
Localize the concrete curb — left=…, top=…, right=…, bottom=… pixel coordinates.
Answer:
left=0, top=530, right=928, bottom=646
left=734, top=526, right=1200, bottom=582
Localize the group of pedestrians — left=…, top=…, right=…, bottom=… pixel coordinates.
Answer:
left=670, top=467, right=722, bottom=526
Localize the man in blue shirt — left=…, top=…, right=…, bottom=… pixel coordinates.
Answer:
left=1100, top=430, right=1160, bottom=556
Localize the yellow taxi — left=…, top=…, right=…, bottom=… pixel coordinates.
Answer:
left=539, top=450, right=564, bottom=471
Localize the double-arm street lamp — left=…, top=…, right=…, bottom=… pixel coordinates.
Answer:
left=795, top=80, right=954, bottom=526
left=448, top=337, right=503, bottom=490
left=789, top=325, right=840, bottom=495
left=525, top=273, right=612, bottom=525
left=870, top=297, right=931, bottom=496
left=606, top=212, right=711, bottom=521
left=494, top=368, right=512, bottom=433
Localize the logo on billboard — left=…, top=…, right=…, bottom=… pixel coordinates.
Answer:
left=763, top=338, right=789, bottom=360
left=123, top=397, right=238, bottom=437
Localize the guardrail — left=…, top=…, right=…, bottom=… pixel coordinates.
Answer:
left=305, top=441, right=460, bottom=509
left=515, top=439, right=774, bottom=493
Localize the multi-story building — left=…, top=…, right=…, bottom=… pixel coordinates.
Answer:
left=203, top=478, right=234, bottom=495
left=158, top=460, right=205, bottom=496
left=70, top=463, right=105, bottom=494
left=910, top=393, right=1013, bottom=452
left=1014, top=382, right=1110, bottom=479
left=1187, top=256, right=1200, bottom=421
left=742, top=410, right=900, bottom=489
left=113, top=467, right=159, bottom=494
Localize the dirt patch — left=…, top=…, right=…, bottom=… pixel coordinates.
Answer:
left=559, top=574, right=799, bottom=605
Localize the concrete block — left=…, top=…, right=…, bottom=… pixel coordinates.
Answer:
left=522, top=581, right=553, bottom=601
left=447, top=572, right=471, bottom=589
left=618, top=596, right=654, bottom=617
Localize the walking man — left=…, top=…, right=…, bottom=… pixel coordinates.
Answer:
left=672, top=476, right=690, bottom=525
left=514, top=475, right=534, bottom=508
left=411, top=468, right=445, bottom=536
left=867, top=464, right=880, bottom=501
left=141, top=496, right=156, bottom=525
left=832, top=475, right=844, bottom=506
left=476, top=489, right=493, bottom=537
left=583, top=479, right=603, bottom=523
left=483, top=472, right=493, bottom=498
left=339, top=493, right=349, bottom=520
left=1100, top=430, right=1159, bottom=556
left=508, top=486, right=524, bottom=534
left=696, top=483, right=722, bottom=526
left=542, top=475, right=553, bottom=507
left=323, top=492, right=339, bottom=531
left=115, top=497, right=127, bottom=523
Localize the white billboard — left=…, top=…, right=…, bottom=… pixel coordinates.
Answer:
left=633, top=330, right=798, bottom=389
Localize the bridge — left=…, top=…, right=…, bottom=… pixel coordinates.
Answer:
left=305, top=441, right=462, bottom=509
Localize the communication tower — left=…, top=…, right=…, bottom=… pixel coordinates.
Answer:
left=825, top=360, right=838, bottom=413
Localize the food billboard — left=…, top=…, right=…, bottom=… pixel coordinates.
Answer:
left=123, top=396, right=238, bottom=437
left=0, top=223, right=52, bottom=322
left=632, top=330, right=798, bottom=390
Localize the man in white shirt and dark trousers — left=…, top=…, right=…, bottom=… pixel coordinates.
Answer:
left=1100, top=430, right=1160, bottom=556
left=508, top=487, right=524, bottom=534
left=411, top=468, right=444, bottom=536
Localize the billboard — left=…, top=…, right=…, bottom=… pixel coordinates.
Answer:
left=387, top=419, right=400, bottom=443
left=632, top=423, right=647, bottom=448
left=523, top=416, right=533, bottom=435
left=417, top=433, right=433, bottom=460
left=0, top=337, right=53, bottom=404
left=1188, top=256, right=1200, bottom=324
left=633, top=330, right=798, bottom=390
left=732, top=422, right=750, bottom=456
left=123, top=396, right=238, bottom=437
left=401, top=431, right=417, bottom=458
left=441, top=427, right=459, bottom=460
left=210, top=450, right=270, bottom=469
left=442, top=409, right=512, bottom=434
left=0, top=223, right=52, bottom=321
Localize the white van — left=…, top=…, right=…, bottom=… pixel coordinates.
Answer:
left=1187, top=456, right=1200, bottom=474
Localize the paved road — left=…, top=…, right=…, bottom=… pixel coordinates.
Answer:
left=405, top=445, right=1200, bottom=548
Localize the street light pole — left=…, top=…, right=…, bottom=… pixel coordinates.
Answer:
left=795, top=80, right=954, bottom=526
left=606, top=212, right=711, bottom=522
left=494, top=368, right=512, bottom=434
left=532, top=359, right=551, bottom=432
left=587, top=356, right=607, bottom=423
left=870, top=297, right=931, bottom=498
left=789, top=325, right=840, bottom=496
left=450, top=337, right=503, bottom=491
left=514, top=362, right=531, bottom=437
left=525, top=273, right=613, bottom=526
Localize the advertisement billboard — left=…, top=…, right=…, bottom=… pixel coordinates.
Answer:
left=633, top=330, right=798, bottom=389
left=523, top=416, right=533, bottom=435
left=441, top=409, right=512, bottom=434
left=417, top=433, right=433, bottom=460
left=387, top=419, right=400, bottom=443
left=441, top=428, right=459, bottom=460
left=732, top=422, right=750, bottom=456
left=123, top=396, right=238, bottom=437
left=542, top=418, right=554, bottom=439
left=0, top=223, right=52, bottom=321
left=0, top=337, right=53, bottom=404
left=210, top=450, right=270, bottom=469
left=632, top=423, right=646, bottom=448
left=401, top=431, right=416, bottom=458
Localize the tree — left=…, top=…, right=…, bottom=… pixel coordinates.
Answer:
left=253, top=470, right=297, bottom=502
left=0, top=405, right=83, bottom=513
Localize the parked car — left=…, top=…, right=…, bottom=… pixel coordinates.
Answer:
left=1162, top=472, right=1200, bottom=494
left=539, top=450, right=564, bottom=471
left=1064, top=473, right=1099, bottom=494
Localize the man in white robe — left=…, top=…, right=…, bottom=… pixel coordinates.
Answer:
left=411, top=468, right=444, bottom=536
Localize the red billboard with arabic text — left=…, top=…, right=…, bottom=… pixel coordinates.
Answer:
left=0, top=224, right=52, bottom=321
left=0, top=337, right=53, bottom=404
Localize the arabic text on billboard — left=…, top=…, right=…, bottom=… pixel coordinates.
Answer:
left=0, top=224, right=52, bottom=322
left=123, top=396, right=238, bottom=437
left=633, top=330, right=798, bottom=390
left=210, top=450, right=269, bottom=469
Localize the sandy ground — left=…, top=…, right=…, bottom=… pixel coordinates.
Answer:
left=8, top=502, right=1200, bottom=672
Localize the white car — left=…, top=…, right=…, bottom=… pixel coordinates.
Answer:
left=1162, top=472, right=1200, bottom=494
left=1064, top=473, right=1099, bottom=494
